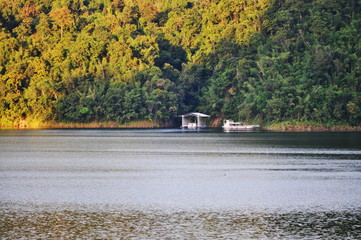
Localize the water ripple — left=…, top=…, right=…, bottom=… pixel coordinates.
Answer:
left=1, top=204, right=360, bottom=239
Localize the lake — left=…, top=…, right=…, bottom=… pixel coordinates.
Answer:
left=1, top=129, right=361, bottom=239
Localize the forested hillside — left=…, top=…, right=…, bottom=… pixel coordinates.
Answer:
left=1, top=0, right=360, bottom=127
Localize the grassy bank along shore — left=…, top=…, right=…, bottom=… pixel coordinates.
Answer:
left=264, top=121, right=361, bottom=132
left=0, top=120, right=160, bottom=129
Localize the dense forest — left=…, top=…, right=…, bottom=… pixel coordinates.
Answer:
left=1, top=0, right=360, bottom=128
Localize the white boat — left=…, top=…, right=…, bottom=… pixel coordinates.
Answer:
left=222, top=120, right=260, bottom=130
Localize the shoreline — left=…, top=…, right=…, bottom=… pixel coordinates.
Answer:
left=1, top=125, right=361, bottom=132
left=1, top=120, right=361, bottom=132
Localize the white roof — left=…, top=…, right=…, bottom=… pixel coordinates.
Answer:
left=181, top=112, right=210, bottom=118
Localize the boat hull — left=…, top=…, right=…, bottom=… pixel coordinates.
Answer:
left=222, top=125, right=260, bottom=130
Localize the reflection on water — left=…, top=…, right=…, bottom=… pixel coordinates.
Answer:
left=1, top=129, right=361, bottom=239
left=1, top=204, right=360, bottom=239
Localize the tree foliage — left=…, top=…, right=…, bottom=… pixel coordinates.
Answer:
left=0, top=0, right=360, bottom=127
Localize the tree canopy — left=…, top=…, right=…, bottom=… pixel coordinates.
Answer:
left=0, top=0, right=360, bottom=127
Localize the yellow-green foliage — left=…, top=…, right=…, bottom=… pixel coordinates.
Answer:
left=0, top=0, right=270, bottom=127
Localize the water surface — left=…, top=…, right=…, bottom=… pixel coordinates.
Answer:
left=1, top=129, right=361, bottom=239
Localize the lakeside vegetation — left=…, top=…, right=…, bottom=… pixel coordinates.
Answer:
left=264, top=121, right=361, bottom=132
left=1, top=0, right=360, bottom=129
left=10, top=120, right=159, bottom=129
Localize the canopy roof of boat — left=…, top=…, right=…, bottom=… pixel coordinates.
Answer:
left=179, top=112, right=210, bottom=118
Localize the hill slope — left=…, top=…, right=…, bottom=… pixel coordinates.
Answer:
left=1, top=0, right=360, bottom=127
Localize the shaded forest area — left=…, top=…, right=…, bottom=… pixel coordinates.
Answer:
left=1, top=0, right=360, bottom=127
